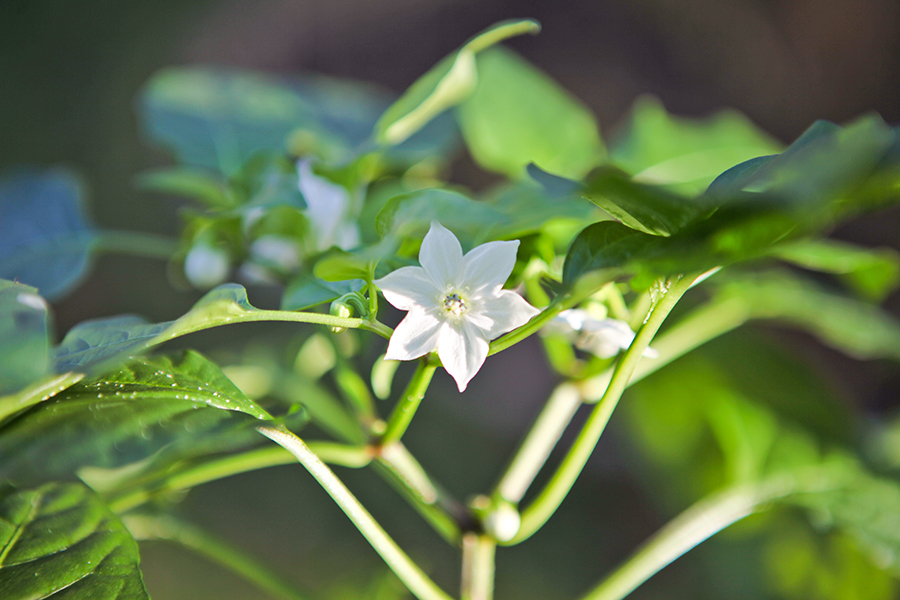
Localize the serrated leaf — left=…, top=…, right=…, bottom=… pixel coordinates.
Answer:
left=281, top=275, right=365, bottom=311
left=581, top=166, right=709, bottom=236
left=611, top=95, right=782, bottom=195
left=0, top=482, right=149, bottom=600
left=375, top=19, right=541, bottom=146
left=456, top=46, right=605, bottom=179
left=0, top=280, right=51, bottom=396
left=771, top=239, right=900, bottom=301
left=0, top=169, right=95, bottom=300
left=0, top=351, right=270, bottom=488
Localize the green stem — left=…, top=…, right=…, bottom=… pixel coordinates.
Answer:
left=91, top=230, right=179, bottom=260
left=107, top=443, right=371, bottom=514
left=494, top=383, right=583, bottom=504
left=376, top=442, right=465, bottom=544
left=510, top=275, right=697, bottom=544
left=380, top=361, right=436, bottom=445
left=124, top=514, right=310, bottom=600
left=256, top=425, right=455, bottom=600
left=578, top=466, right=847, bottom=600
left=176, top=307, right=394, bottom=340
left=460, top=533, right=496, bottom=600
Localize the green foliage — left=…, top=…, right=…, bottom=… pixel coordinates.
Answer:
left=281, top=275, right=366, bottom=311
left=0, top=169, right=95, bottom=300
left=0, top=482, right=149, bottom=600
left=456, top=46, right=605, bottom=178
left=0, top=351, right=270, bottom=488
left=0, top=281, right=50, bottom=396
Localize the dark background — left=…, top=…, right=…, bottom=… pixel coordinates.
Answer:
left=3, top=1, right=900, bottom=598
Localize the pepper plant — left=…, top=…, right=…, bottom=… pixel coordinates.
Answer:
left=4, top=18, right=900, bottom=600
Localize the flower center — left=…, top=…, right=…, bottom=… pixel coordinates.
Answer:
left=443, top=292, right=467, bottom=317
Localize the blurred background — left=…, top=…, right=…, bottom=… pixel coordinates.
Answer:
left=3, top=1, right=900, bottom=598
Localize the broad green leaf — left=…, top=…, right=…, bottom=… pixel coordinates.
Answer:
left=375, top=19, right=541, bottom=146
left=581, top=166, right=709, bottom=236
left=0, top=281, right=50, bottom=396
left=771, top=239, right=900, bottom=301
left=0, top=351, right=270, bottom=488
left=482, top=179, right=597, bottom=241
left=456, top=46, right=605, bottom=179
left=281, top=275, right=365, bottom=311
left=375, top=188, right=507, bottom=246
left=0, top=169, right=95, bottom=300
left=140, top=68, right=456, bottom=174
left=54, top=284, right=259, bottom=374
left=610, top=95, right=782, bottom=195
left=0, top=482, right=149, bottom=600
left=135, top=166, right=234, bottom=209
left=716, top=271, right=900, bottom=361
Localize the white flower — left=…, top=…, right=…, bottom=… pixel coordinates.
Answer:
left=297, top=159, right=360, bottom=252
left=547, top=309, right=658, bottom=359
left=375, top=221, right=540, bottom=392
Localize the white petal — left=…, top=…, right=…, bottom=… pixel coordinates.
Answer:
left=298, top=160, right=351, bottom=251
left=375, top=265, right=439, bottom=311
left=384, top=310, right=442, bottom=361
left=462, top=239, right=520, bottom=293
left=467, top=290, right=541, bottom=340
left=419, top=221, right=463, bottom=288
left=437, top=321, right=490, bottom=392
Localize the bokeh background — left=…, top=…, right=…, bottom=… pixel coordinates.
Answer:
left=3, top=1, right=900, bottom=598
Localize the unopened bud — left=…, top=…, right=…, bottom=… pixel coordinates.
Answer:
left=184, top=244, right=230, bottom=290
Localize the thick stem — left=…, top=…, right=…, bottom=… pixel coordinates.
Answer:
left=510, top=275, right=697, bottom=544
left=380, top=361, right=437, bottom=445
left=460, top=533, right=496, bottom=600
left=124, top=514, right=310, bottom=600
left=257, top=425, right=454, bottom=600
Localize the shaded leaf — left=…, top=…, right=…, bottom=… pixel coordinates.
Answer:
left=281, top=275, right=365, bottom=311
left=456, top=46, right=605, bottom=179
left=561, top=221, right=657, bottom=288
left=0, top=482, right=148, bottom=600
left=0, top=169, right=95, bottom=300
left=135, top=167, right=234, bottom=209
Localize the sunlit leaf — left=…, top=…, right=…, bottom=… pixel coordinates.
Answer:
left=456, top=46, right=604, bottom=179
left=375, top=19, right=541, bottom=146
left=0, top=482, right=149, bottom=600
left=0, top=169, right=95, bottom=300
left=610, top=96, right=782, bottom=195
left=0, top=351, right=270, bottom=488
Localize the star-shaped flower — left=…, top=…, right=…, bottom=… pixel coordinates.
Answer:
left=546, top=309, right=658, bottom=359
left=375, top=222, right=540, bottom=392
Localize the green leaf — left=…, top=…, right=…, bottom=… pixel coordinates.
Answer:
left=770, top=238, right=900, bottom=301
left=0, top=169, right=95, bottom=300
left=53, top=284, right=259, bottom=374
left=0, top=281, right=51, bottom=396
left=0, top=482, right=149, bottom=600
left=135, top=166, right=234, bottom=209
left=281, top=275, right=365, bottom=311
left=482, top=179, right=597, bottom=241
left=715, top=270, right=900, bottom=362
left=610, top=95, right=782, bottom=195
left=581, top=166, right=709, bottom=236
left=456, top=46, right=605, bottom=179
left=561, top=221, right=658, bottom=288
left=375, top=19, right=541, bottom=146
left=375, top=188, right=507, bottom=245
left=0, top=351, right=270, bottom=488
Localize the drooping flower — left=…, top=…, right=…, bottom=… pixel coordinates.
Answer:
left=375, top=222, right=540, bottom=392
left=546, top=309, right=658, bottom=359
left=297, top=159, right=360, bottom=252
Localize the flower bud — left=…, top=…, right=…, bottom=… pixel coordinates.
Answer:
left=184, top=243, right=230, bottom=290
